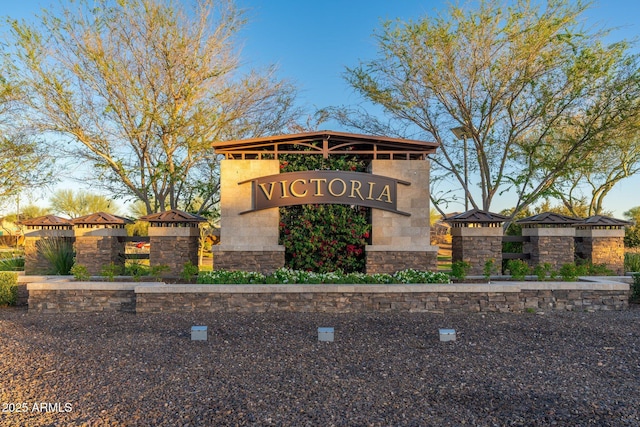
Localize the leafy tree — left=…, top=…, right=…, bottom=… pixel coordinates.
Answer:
left=532, top=198, right=591, bottom=218
left=333, top=0, right=640, bottom=219
left=17, top=204, right=51, bottom=220
left=624, top=207, right=640, bottom=248
left=48, top=189, right=118, bottom=218
left=0, top=76, right=53, bottom=202
left=550, top=123, right=640, bottom=216
left=1, top=204, right=50, bottom=225
left=5, top=0, right=301, bottom=215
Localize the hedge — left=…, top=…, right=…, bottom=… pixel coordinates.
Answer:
left=0, top=271, right=18, bottom=306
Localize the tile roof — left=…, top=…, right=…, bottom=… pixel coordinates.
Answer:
left=71, top=212, right=134, bottom=225
left=445, top=209, right=509, bottom=223
left=139, top=209, right=208, bottom=223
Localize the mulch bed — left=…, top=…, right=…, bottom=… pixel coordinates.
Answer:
left=1, top=306, right=639, bottom=426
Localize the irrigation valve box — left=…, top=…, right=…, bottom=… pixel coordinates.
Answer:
left=439, top=328, right=456, bottom=342
left=191, top=326, right=207, bottom=341
left=318, top=327, right=334, bottom=342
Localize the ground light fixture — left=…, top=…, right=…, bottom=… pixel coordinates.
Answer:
left=191, top=325, right=208, bottom=341
left=439, top=328, right=456, bottom=342
left=318, top=327, right=334, bottom=342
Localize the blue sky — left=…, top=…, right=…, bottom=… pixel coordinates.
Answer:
left=3, top=0, right=640, bottom=216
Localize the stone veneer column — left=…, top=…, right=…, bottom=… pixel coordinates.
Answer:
left=74, top=227, right=128, bottom=276
left=211, top=159, right=284, bottom=274
left=522, top=227, right=575, bottom=270
left=24, top=230, right=75, bottom=275
left=575, top=228, right=625, bottom=275
left=451, top=227, right=503, bottom=276
left=365, top=159, right=438, bottom=273
left=148, top=226, right=200, bottom=276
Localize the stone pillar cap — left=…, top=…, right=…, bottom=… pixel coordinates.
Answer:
left=71, top=212, right=134, bottom=227
left=517, top=212, right=580, bottom=228
left=576, top=215, right=632, bottom=229
left=139, top=209, right=208, bottom=227
left=445, top=209, right=509, bottom=227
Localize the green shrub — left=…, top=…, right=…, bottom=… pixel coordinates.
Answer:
left=630, top=273, right=640, bottom=303
left=533, top=263, right=553, bottom=281
left=559, top=263, right=579, bottom=282
left=150, top=264, right=170, bottom=281
left=0, top=272, right=18, bottom=306
left=198, top=269, right=266, bottom=284
left=483, top=259, right=497, bottom=281
left=625, top=253, right=640, bottom=273
left=392, top=269, right=450, bottom=284
left=70, top=263, right=90, bottom=281
left=507, top=259, right=530, bottom=280
left=0, top=257, right=24, bottom=271
left=584, top=263, right=613, bottom=276
left=450, top=260, right=471, bottom=280
left=125, top=262, right=150, bottom=281
left=37, top=238, right=75, bottom=275
left=101, top=262, right=122, bottom=281
left=197, top=268, right=450, bottom=285
left=180, top=261, right=199, bottom=281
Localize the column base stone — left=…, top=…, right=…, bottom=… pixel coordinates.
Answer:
left=365, top=246, right=438, bottom=274
left=212, top=246, right=285, bottom=275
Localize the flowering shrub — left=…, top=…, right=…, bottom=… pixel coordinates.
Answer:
left=393, top=269, right=451, bottom=284
left=278, top=151, right=371, bottom=273
left=196, top=270, right=265, bottom=284
left=280, top=204, right=370, bottom=273
left=197, top=268, right=450, bottom=285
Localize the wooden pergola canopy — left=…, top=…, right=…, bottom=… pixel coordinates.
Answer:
left=211, top=131, right=438, bottom=160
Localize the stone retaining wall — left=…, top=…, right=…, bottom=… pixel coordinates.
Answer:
left=26, top=281, right=630, bottom=314
left=136, top=286, right=628, bottom=314
left=26, top=282, right=160, bottom=314
left=29, top=289, right=136, bottom=313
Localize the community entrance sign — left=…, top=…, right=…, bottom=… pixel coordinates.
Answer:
left=211, top=131, right=440, bottom=274
left=241, top=170, right=411, bottom=216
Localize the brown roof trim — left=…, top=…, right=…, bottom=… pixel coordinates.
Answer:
left=516, top=212, right=581, bottom=226
left=19, top=215, right=72, bottom=227
left=211, top=130, right=438, bottom=160
left=445, top=209, right=509, bottom=224
left=139, top=209, right=208, bottom=223
left=71, top=212, right=134, bottom=225
left=578, top=215, right=632, bottom=227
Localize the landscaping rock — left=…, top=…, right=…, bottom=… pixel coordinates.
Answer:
left=1, top=306, right=639, bottom=425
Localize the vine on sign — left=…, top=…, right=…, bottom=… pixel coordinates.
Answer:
left=278, top=150, right=371, bottom=273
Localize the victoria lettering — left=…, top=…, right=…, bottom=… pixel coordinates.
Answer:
left=241, top=170, right=410, bottom=216
left=258, top=178, right=392, bottom=203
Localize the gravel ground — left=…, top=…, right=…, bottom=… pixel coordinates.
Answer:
left=1, top=306, right=640, bottom=426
